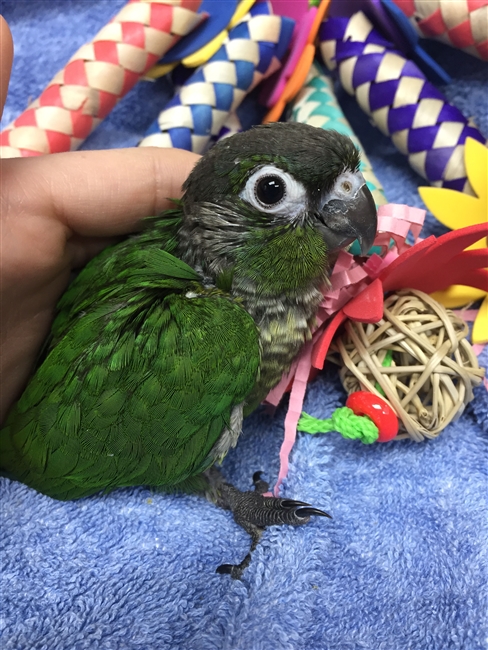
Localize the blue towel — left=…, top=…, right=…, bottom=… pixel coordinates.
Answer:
left=1, top=2, right=487, bottom=649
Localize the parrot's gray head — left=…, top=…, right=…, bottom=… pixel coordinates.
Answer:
left=179, top=122, right=377, bottom=284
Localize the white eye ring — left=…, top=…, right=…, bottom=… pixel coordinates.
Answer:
left=239, top=165, right=308, bottom=219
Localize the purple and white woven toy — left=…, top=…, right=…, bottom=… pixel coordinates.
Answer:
left=319, top=10, right=487, bottom=193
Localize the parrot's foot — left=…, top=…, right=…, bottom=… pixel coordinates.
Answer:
left=205, top=469, right=330, bottom=580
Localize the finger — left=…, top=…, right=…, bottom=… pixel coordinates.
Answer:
left=0, top=16, right=14, bottom=118
left=1, top=147, right=200, bottom=237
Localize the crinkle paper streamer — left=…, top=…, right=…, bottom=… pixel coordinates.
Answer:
left=0, top=0, right=205, bottom=158
left=289, top=61, right=387, bottom=207
left=390, top=0, right=488, bottom=60
left=139, top=1, right=293, bottom=153
left=319, top=11, right=487, bottom=193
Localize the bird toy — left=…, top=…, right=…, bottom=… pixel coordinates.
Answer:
left=419, top=138, right=488, bottom=344
left=388, top=0, right=488, bottom=60
left=139, top=0, right=294, bottom=152
left=298, top=391, right=398, bottom=444
left=332, top=289, right=483, bottom=441
left=296, top=288, right=484, bottom=443
left=0, top=0, right=205, bottom=158
left=319, top=10, right=487, bottom=193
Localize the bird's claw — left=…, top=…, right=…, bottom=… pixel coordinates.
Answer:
left=295, top=505, right=332, bottom=520
left=254, top=496, right=331, bottom=526
left=249, top=474, right=332, bottom=523
left=215, top=563, right=247, bottom=580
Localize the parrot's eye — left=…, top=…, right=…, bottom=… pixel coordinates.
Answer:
left=341, top=180, right=353, bottom=193
left=255, top=176, right=286, bottom=205
left=239, top=165, right=308, bottom=219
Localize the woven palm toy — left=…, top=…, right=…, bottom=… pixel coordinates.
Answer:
left=389, top=0, right=488, bottom=60
left=0, top=0, right=205, bottom=158
left=318, top=10, right=487, bottom=193
left=288, top=61, right=387, bottom=208
left=213, top=92, right=267, bottom=142
left=139, top=1, right=294, bottom=152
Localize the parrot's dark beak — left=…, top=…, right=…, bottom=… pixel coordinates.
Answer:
left=317, top=184, right=378, bottom=255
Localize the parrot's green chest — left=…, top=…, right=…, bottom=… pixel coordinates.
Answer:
left=229, top=226, right=329, bottom=409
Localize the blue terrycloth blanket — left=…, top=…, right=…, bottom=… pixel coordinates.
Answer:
left=1, top=2, right=487, bottom=649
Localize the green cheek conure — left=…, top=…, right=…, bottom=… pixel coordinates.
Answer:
left=0, top=122, right=377, bottom=578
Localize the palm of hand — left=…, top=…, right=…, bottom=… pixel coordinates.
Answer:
left=0, top=17, right=199, bottom=423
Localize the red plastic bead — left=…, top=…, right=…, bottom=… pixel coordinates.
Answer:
left=346, top=391, right=399, bottom=442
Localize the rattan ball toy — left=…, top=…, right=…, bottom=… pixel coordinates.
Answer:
left=332, top=289, right=485, bottom=441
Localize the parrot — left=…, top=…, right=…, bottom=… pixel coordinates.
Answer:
left=0, top=122, right=377, bottom=578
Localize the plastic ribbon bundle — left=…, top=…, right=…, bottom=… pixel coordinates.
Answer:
left=0, top=0, right=205, bottom=158
left=318, top=11, right=487, bottom=193
left=389, top=0, right=488, bottom=60
left=139, top=0, right=294, bottom=152
left=288, top=61, right=387, bottom=208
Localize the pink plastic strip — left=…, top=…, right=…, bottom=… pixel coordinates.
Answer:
left=274, top=341, right=313, bottom=496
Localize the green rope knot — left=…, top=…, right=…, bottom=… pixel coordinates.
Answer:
left=297, top=407, right=379, bottom=444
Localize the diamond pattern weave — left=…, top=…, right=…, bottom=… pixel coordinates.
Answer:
left=0, top=0, right=204, bottom=158
left=319, top=11, right=487, bottom=193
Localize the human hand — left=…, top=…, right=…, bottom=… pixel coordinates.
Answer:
left=0, top=17, right=200, bottom=425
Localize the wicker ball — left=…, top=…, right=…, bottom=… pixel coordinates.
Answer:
left=332, top=289, right=485, bottom=441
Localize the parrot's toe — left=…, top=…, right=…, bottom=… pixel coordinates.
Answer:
left=204, top=468, right=331, bottom=579
left=214, top=494, right=331, bottom=579
left=232, top=492, right=332, bottom=528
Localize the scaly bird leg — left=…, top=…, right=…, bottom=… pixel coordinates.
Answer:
left=204, top=468, right=331, bottom=579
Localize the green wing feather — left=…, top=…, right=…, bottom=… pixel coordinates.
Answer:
left=0, top=212, right=261, bottom=500
left=49, top=209, right=183, bottom=346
